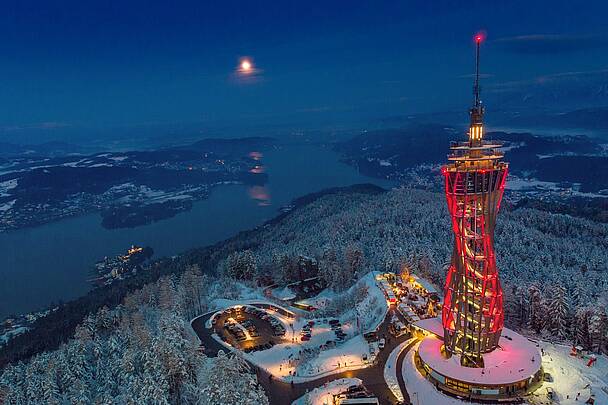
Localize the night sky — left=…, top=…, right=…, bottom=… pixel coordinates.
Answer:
left=1, top=0, right=608, bottom=134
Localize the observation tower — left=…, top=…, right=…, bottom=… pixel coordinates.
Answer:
left=441, top=34, right=508, bottom=367
left=406, top=35, right=543, bottom=403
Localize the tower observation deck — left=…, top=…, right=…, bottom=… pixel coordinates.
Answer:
left=441, top=34, right=508, bottom=367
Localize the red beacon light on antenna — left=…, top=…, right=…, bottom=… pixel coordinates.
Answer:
left=475, top=33, right=484, bottom=43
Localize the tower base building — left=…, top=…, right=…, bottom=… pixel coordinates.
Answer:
left=412, top=317, right=543, bottom=402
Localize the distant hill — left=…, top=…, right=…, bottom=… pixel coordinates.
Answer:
left=0, top=141, right=86, bottom=158
left=335, top=124, right=608, bottom=192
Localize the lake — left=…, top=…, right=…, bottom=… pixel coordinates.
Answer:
left=0, top=143, right=392, bottom=319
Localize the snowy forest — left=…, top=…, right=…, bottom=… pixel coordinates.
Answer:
left=1, top=186, right=607, bottom=403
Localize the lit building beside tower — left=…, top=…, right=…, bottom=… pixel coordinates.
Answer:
left=441, top=34, right=508, bottom=366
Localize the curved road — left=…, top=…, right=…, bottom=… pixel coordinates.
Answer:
left=191, top=308, right=416, bottom=405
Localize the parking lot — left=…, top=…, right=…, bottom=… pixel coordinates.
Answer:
left=212, top=305, right=289, bottom=352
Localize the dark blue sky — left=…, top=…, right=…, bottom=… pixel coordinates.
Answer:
left=1, top=0, right=608, bottom=134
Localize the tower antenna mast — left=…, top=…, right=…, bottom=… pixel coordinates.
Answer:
left=474, top=34, right=482, bottom=107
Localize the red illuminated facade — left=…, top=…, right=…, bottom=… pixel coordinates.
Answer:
left=441, top=36, right=508, bottom=366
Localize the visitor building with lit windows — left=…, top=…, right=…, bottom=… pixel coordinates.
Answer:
left=406, top=35, right=543, bottom=402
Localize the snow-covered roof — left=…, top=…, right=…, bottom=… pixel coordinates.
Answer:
left=398, top=304, right=420, bottom=322
left=412, top=317, right=443, bottom=337
left=417, top=328, right=542, bottom=386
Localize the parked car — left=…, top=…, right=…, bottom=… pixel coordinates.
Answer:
left=378, top=338, right=386, bottom=350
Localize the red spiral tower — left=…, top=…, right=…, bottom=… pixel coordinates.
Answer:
left=441, top=34, right=508, bottom=367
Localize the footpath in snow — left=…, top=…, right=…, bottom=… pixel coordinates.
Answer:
left=384, top=338, right=415, bottom=403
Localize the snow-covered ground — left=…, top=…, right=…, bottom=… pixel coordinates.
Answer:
left=271, top=286, right=296, bottom=301
left=0, top=327, right=29, bottom=347
left=296, top=288, right=334, bottom=310
left=384, top=338, right=415, bottom=403
left=507, top=175, right=608, bottom=198
left=0, top=179, right=18, bottom=197
left=292, top=378, right=362, bottom=405
left=526, top=342, right=608, bottom=405
left=0, top=199, right=16, bottom=212
left=205, top=272, right=388, bottom=383
left=295, top=335, right=377, bottom=378
left=359, top=272, right=390, bottom=333
left=242, top=305, right=377, bottom=382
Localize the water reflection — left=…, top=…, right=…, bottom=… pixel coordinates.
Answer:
left=249, top=164, right=265, bottom=174
left=249, top=151, right=263, bottom=160
left=248, top=185, right=271, bottom=206
left=248, top=151, right=269, bottom=204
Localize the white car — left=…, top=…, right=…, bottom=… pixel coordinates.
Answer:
left=378, top=338, right=385, bottom=350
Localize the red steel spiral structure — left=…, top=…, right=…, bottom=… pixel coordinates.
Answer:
left=441, top=35, right=508, bottom=367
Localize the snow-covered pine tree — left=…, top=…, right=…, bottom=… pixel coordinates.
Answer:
left=574, top=307, right=592, bottom=349
left=504, top=284, right=528, bottom=329
left=547, top=283, right=570, bottom=340
left=178, top=266, right=208, bottom=320
left=588, top=307, right=608, bottom=353
left=196, top=350, right=269, bottom=405
left=527, top=284, right=546, bottom=334
left=224, top=250, right=257, bottom=280
left=345, top=244, right=365, bottom=280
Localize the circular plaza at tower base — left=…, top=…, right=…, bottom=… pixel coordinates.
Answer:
left=413, top=323, right=543, bottom=402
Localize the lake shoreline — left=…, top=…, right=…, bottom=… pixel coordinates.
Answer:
left=0, top=182, right=388, bottom=368
left=0, top=144, right=392, bottom=320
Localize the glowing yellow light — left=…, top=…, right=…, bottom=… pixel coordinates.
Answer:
left=469, top=125, right=484, bottom=141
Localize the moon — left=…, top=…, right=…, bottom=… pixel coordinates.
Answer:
left=241, top=60, right=252, bottom=71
